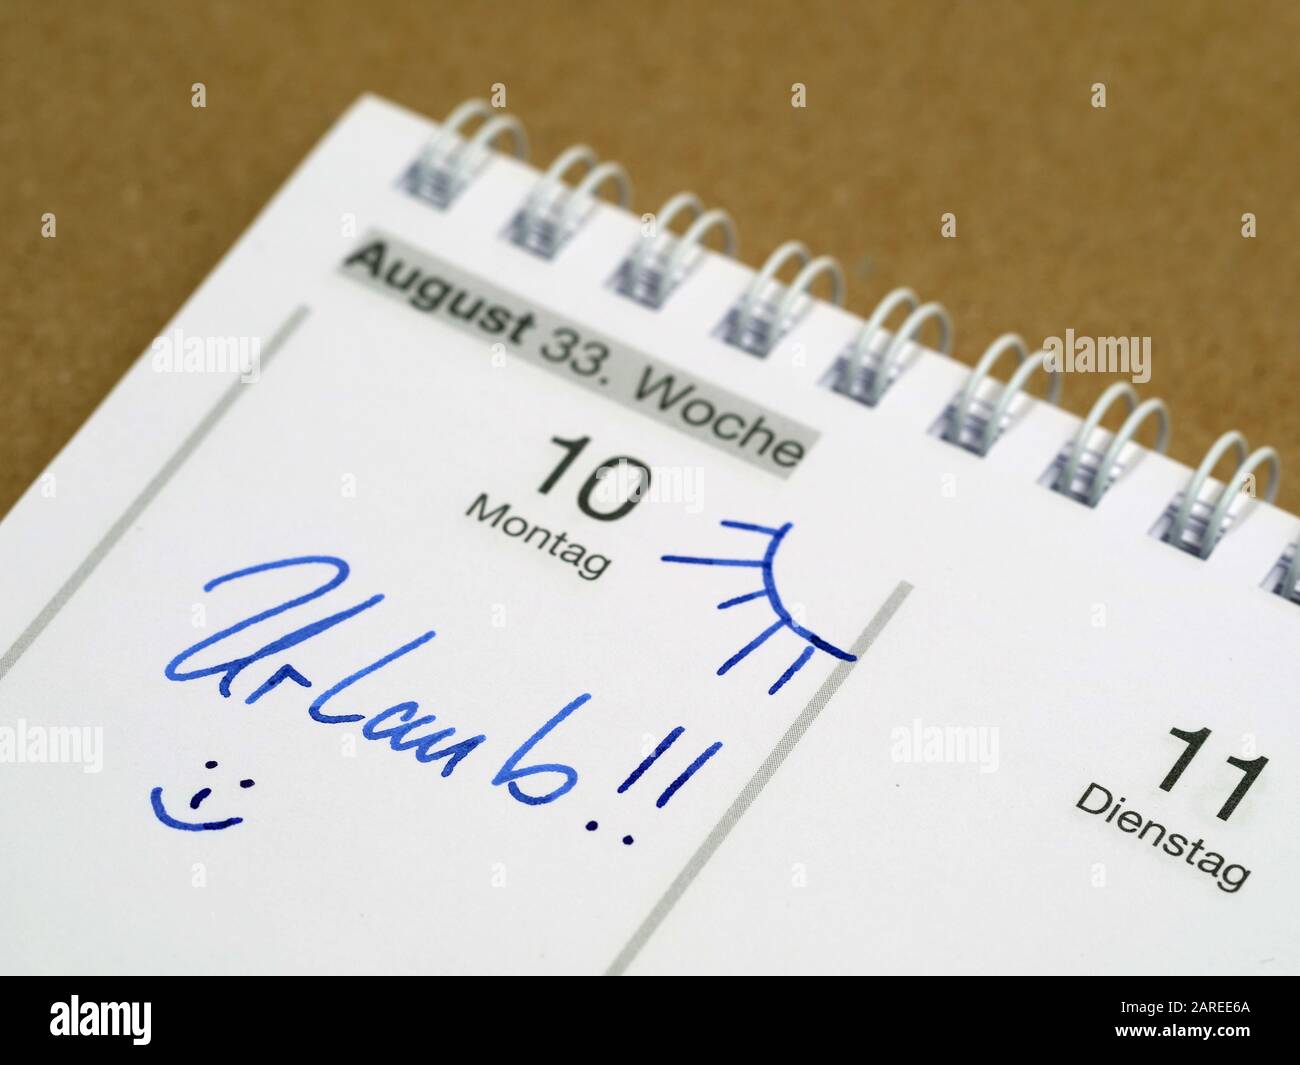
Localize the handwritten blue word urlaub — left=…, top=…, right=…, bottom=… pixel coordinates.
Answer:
left=158, top=555, right=720, bottom=839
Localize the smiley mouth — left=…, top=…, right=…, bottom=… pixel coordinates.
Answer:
left=150, top=787, right=243, bottom=832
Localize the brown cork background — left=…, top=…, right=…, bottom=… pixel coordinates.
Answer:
left=2, top=0, right=1297, bottom=517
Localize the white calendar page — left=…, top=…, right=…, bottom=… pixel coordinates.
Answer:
left=0, top=96, right=1296, bottom=975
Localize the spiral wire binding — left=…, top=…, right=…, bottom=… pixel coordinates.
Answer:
left=507, top=145, right=631, bottom=259
left=404, top=98, right=528, bottom=208
left=828, top=288, right=953, bottom=407
left=1156, top=431, right=1281, bottom=559
left=719, top=241, right=846, bottom=357
left=613, top=193, right=738, bottom=308
left=935, top=334, right=1063, bottom=455
left=1046, top=382, right=1171, bottom=506
left=401, top=98, right=1298, bottom=604
left=1276, top=537, right=1300, bottom=603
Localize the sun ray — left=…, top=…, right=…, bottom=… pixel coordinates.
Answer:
left=719, top=520, right=784, bottom=535
left=768, top=645, right=815, bottom=694
left=661, top=554, right=765, bottom=567
left=717, top=619, right=785, bottom=676
left=717, top=589, right=767, bottom=610
left=663, top=519, right=857, bottom=695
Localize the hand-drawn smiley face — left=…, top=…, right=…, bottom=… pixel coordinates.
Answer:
left=150, top=759, right=255, bottom=832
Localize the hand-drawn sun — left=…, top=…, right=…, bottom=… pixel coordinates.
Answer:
left=661, top=520, right=856, bottom=694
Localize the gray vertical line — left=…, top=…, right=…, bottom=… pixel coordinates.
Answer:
left=0, top=305, right=311, bottom=685
left=605, top=579, right=913, bottom=977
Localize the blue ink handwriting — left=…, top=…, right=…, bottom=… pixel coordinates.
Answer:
left=151, top=758, right=255, bottom=832
left=662, top=520, right=855, bottom=694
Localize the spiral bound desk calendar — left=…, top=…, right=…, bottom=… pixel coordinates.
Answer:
left=3, top=89, right=1298, bottom=979
left=402, top=97, right=1300, bottom=604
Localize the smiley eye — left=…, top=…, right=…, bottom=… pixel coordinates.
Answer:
left=662, top=520, right=856, bottom=694
left=239, top=779, right=255, bottom=788
left=205, top=760, right=218, bottom=769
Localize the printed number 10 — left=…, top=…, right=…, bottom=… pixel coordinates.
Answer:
left=539, top=435, right=652, bottom=522
left=1160, top=726, right=1267, bottom=821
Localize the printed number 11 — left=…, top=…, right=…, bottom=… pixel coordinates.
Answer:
left=1160, top=726, right=1267, bottom=821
